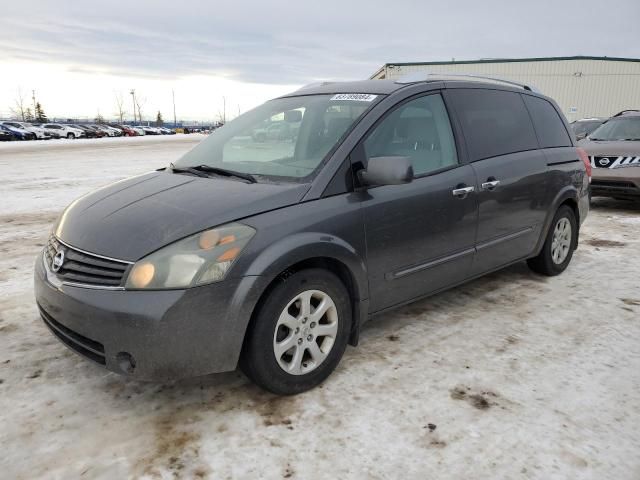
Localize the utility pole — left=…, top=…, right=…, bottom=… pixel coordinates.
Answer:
left=222, top=96, right=226, bottom=123
left=172, top=89, right=177, bottom=127
left=32, top=90, right=37, bottom=115
left=130, top=89, right=136, bottom=123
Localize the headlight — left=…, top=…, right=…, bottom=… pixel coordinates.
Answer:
left=125, top=223, right=255, bottom=290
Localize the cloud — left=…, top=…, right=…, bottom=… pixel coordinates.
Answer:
left=2, top=0, right=638, bottom=86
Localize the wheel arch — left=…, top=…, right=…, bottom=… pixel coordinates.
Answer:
left=240, top=234, right=370, bottom=349
left=533, top=186, right=580, bottom=256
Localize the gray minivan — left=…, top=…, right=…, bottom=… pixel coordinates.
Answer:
left=35, top=76, right=590, bottom=394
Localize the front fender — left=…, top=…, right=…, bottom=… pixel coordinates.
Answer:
left=243, top=232, right=369, bottom=303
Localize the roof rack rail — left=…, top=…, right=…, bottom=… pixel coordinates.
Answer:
left=612, top=109, right=640, bottom=117
left=395, top=72, right=540, bottom=93
left=296, top=81, right=336, bottom=91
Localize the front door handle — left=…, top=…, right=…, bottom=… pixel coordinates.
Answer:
left=481, top=178, right=500, bottom=190
left=452, top=186, right=475, bottom=198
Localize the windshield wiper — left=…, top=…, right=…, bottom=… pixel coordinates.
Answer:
left=169, top=163, right=210, bottom=178
left=169, top=163, right=256, bottom=182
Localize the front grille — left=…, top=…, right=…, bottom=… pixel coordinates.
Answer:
left=39, top=306, right=106, bottom=365
left=44, top=235, right=130, bottom=288
left=591, top=156, right=640, bottom=169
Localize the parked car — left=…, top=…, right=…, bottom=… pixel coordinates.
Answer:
left=42, top=123, right=86, bottom=139
left=570, top=117, right=607, bottom=140
left=0, top=122, right=36, bottom=140
left=0, top=125, right=18, bottom=141
left=127, top=126, right=145, bottom=136
left=578, top=110, right=640, bottom=200
left=139, top=125, right=162, bottom=135
left=92, top=125, right=120, bottom=137
left=1, top=121, right=52, bottom=140
left=68, top=124, right=99, bottom=139
left=157, top=127, right=176, bottom=135
left=117, top=125, right=138, bottom=136
left=83, top=125, right=106, bottom=138
left=35, top=76, right=589, bottom=394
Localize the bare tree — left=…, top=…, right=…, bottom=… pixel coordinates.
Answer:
left=114, top=92, right=127, bottom=124
left=135, top=95, right=147, bottom=123
left=9, top=89, right=28, bottom=121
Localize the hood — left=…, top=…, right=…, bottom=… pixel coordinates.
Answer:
left=55, top=171, right=309, bottom=261
left=578, top=139, right=640, bottom=156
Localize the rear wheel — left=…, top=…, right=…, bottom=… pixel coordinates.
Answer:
left=241, top=269, right=352, bottom=395
left=67, top=133, right=75, bottom=139
left=527, top=205, right=577, bottom=276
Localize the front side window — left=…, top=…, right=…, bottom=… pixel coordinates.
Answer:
left=362, top=94, right=458, bottom=176
left=589, top=117, right=640, bottom=141
left=449, top=89, right=538, bottom=161
left=175, top=94, right=376, bottom=181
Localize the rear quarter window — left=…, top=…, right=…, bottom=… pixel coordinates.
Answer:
left=523, top=95, right=572, bottom=148
left=449, top=89, right=538, bottom=161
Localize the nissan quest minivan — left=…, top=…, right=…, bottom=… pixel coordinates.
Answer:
left=35, top=76, right=590, bottom=394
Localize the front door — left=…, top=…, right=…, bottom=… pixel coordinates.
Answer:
left=356, top=93, right=479, bottom=312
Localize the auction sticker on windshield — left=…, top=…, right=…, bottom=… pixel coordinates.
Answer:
left=330, top=94, right=378, bottom=102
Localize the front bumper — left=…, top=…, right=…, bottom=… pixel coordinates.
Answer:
left=591, top=167, right=640, bottom=198
left=34, top=252, right=268, bottom=380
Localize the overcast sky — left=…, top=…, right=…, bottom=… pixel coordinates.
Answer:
left=1, top=0, right=638, bottom=121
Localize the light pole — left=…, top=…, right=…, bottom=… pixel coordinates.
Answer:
left=130, top=89, right=136, bottom=124
left=222, top=96, right=226, bottom=124
left=172, top=89, right=177, bottom=127
left=32, top=90, right=37, bottom=116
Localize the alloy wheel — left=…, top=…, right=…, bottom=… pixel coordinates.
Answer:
left=272, top=290, right=339, bottom=375
left=551, top=217, right=572, bottom=264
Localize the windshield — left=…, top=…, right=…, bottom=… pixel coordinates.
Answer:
left=174, top=94, right=378, bottom=181
left=589, top=117, right=640, bottom=141
left=571, top=120, right=602, bottom=136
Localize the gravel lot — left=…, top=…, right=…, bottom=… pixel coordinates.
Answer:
left=1, top=136, right=639, bottom=479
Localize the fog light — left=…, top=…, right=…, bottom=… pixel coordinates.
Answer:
left=116, top=352, right=136, bottom=374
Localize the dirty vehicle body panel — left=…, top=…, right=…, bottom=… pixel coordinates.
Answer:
left=35, top=78, right=588, bottom=381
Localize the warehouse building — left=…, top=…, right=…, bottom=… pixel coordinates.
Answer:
left=371, top=56, right=640, bottom=121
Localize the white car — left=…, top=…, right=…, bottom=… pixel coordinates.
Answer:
left=97, top=125, right=122, bottom=137
left=1, top=121, right=52, bottom=140
left=42, top=123, right=86, bottom=139
left=139, top=126, right=162, bottom=135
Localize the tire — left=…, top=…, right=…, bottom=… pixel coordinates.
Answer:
left=67, top=133, right=75, bottom=139
left=527, top=205, right=577, bottom=276
left=240, top=268, right=352, bottom=395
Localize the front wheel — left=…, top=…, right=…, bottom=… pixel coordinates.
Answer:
left=240, top=269, right=352, bottom=395
left=527, top=205, right=577, bottom=276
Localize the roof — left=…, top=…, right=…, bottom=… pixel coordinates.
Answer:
left=280, top=79, right=403, bottom=97
left=372, top=55, right=640, bottom=78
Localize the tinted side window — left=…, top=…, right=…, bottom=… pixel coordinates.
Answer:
left=523, top=95, right=572, bottom=148
left=449, top=89, right=538, bottom=161
left=363, top=94, right=457, bottom=176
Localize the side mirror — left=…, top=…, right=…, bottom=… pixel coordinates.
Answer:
left=575, top=132, right=588, bottom=141
left=359, top=156, right=414, bottom=186
left=284, top=110, right=302, bottom=123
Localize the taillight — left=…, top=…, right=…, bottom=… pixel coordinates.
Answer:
left=577, top=147, right=592, bottom=182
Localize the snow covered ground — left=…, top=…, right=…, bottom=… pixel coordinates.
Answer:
left=1, top=137, right=639, bottom=479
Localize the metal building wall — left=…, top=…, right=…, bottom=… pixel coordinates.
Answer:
left=372, top=58, right=640, bottom=121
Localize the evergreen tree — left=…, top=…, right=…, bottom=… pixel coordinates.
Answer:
left=24, top=108, right=34, bottom=122
left=35, top=102, right=48, bottom=123
left=155, top=111, right=164, bottom=127
left=95, top=113, right=105, bottom=124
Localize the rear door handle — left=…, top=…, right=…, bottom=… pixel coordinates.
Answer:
left=452, top=186, right=475, bottom=198
left=481, top=180, right=500, bottom=190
